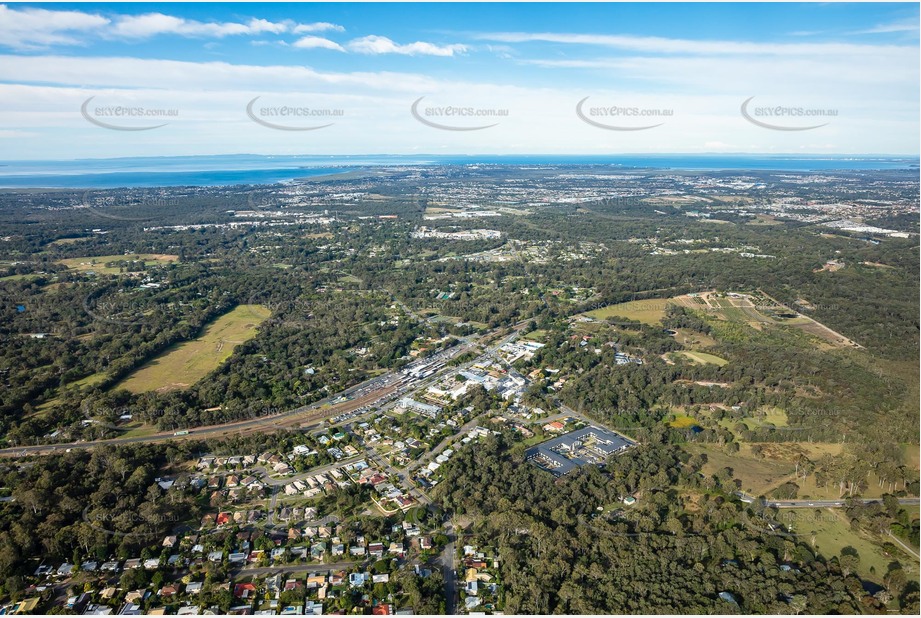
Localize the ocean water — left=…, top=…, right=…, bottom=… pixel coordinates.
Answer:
left=0, top=154, right=916, bottom=189
left=0, top=155, right=390, bottom=189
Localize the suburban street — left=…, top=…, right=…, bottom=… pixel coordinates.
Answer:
left=404, top=410, right=495, bottom=477
left=440, top=519, right=457, bottom=615
left=230, top=560, right=361, bottom=578
left=366, top=449, right=432, bottom=507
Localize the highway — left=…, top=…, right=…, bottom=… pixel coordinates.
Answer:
left=766, top=497, right=920, bottom=509
left=736, top=492, right=920, bottom=509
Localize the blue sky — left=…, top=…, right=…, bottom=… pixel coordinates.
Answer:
left=1, top=2, right=918, bottom=158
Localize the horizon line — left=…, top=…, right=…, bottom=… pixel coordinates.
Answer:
left=3, top=152, right=920, bottom=164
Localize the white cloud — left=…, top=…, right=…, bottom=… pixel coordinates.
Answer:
left=348, top=35, right=467, bottom=57
left=851, top=18, right=920, bottom=35
left=110, top=13, right=291, bottom=39
left=521, top=53, right=918, bottom=96
left=0, top=4, right=110, bottom=50
left=293, top=22, right=345, bottom=34
left=0, top=5, right=346, bottom=49
left=292, top=36, right=345, bottom=52
left=0, top=15, right=917, bottom=156
left=476, top=30, right=914, bottom=57
left=0, top=54, right=440, bottom=92
left=1, top=77, right=917, bottom=157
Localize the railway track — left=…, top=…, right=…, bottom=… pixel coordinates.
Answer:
left=0, top=384, right=399, bottom=458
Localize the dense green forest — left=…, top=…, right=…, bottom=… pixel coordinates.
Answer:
left=436, top=433, right=918, bottom=614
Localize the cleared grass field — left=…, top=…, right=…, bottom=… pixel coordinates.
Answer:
left=0, top=273, right=44, bottom=282
left=679, top=291, right=862, bottom=349
left=118, top=423, right=163, bottom=439
left=705, top=440, right=913, bottom=502
left=713, top=407, right=789, bottom=433
left=585, top=298, right=673, bottom=325
left=783, top=509, right=919, bottom=584
left=73, top=372, right=107, bottom=388
left=673, top=328, right=718, bottom=348
left=117, top=304, right=270, bottom=393
left=747, top=406, right=788, bottom=428
left=58, top=253, right=179, bottom=274
left=669, top=351, right=729, bottom=366
left=904, top=444, right=921, bottom=470
left=668, top=415, right=698, bottom=428
left=747, top=214, right=782, bottom=225
left=523, top=330, right=549, bottom=342
left=48, top=237, right=92, bottom=245
left=685, top=443, right=795, bottom=496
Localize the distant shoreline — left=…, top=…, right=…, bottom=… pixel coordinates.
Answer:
left=0, top=155, right=917, bottom=189
left=295, top=167, right=376, bottom=182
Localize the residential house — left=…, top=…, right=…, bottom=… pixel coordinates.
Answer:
left=185, top=582, right=203, bottom=595
left=233, top=583, right=257, bottom=599
left=368, top=542, right=384, bottom=558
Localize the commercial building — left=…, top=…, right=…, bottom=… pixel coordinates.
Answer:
left=525, top=426, right=633, bottom=476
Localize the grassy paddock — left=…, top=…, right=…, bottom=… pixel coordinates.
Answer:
left=58, top=253, right=179, bottom=274
left=585, top=298, right=674, bottom=325
left=669, top=350, right=729, bottom=366
left=783, top=508, right=919, bottom=584
left=117, top=304, right=270, bottom=393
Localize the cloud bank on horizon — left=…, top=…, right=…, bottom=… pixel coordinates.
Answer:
left=0, top=2, right=917, bottom=159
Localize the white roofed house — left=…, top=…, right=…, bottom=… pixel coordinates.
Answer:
left=185, top=581, right=203, bottom=595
